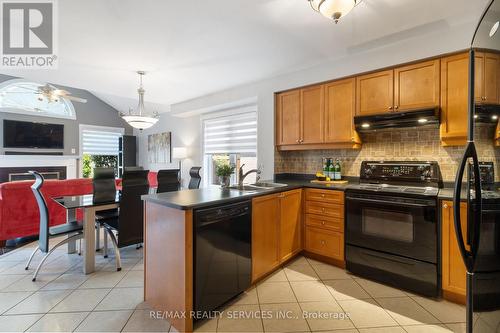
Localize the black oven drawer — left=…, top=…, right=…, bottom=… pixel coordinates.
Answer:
left=346, top=245, right=438, bottom=297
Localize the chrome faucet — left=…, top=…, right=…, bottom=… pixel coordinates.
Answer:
left=238, top=164, right=262, bottom=187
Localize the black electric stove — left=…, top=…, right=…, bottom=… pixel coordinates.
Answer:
left=345, top=161, right=442, bottom=297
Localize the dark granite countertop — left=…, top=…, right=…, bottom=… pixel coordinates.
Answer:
left=142, top=177, right=357, bottom=210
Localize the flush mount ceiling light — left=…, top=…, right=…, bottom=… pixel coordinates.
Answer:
left=121, top=71, right=159, bottom=130
left=308, top=0, right=362, bottom=23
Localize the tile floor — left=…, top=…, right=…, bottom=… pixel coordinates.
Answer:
left=0, top=238, right=497, bottom=332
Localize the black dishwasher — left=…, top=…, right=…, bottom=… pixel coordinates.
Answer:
left=194, top=200, right=252, bottom=315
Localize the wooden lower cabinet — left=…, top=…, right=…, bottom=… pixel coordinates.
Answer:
left=441, top=200, right=468, bottom=304
left=303, top=189, right=345, bottom=264
left=251, top=189, right=302, bottom=282
left=496, top=121, right=500, bottom=147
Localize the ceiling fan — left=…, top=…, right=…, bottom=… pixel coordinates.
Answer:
left=1, top=83, right=87, bottom=103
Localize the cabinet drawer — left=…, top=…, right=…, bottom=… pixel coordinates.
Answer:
left=305, top=226, right=344, bottom=260
left=305, top=202, right=344, bottom=219
left=306, top=189, right=344, bottom=204
left=305, top=214, right=343, bottom=232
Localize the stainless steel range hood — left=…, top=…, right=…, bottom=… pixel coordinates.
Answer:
left=354, top=107, right=440, bottom=132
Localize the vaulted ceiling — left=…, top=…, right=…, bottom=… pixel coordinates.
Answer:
left=0, top=0, right=489, bottom=113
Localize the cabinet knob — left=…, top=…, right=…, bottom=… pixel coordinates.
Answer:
left=482, top=96, right=486, bottom=101
left=321, top=221, right=326, bottom=225
left=321, top=208, right=325, bottom=212
left=389, top=106, right=393, bottom=110
left=394, top=105, right=399, bottom=110
left=321, top=240, right=326, bottom=246
left=321, top=194, right=325, bottom=198
left=443, top=203, right=449, bottom=209
left=351, top=137, right=355, bottom=142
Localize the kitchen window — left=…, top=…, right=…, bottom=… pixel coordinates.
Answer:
left=79, top=124, right=124, bottom=178
left=202, top=109, right=258, bottom=186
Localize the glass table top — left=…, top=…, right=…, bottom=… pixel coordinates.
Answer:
left=53, top=191, right=120, bottom=209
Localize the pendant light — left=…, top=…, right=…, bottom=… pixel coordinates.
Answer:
left=122, top=71, right=159, bottom=130
left=309, top=0, right=362, bottom=23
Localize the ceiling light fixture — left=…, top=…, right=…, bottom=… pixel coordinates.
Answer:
left=308, top=0, right=362, bottom=23
left=122, top=71, right=159, bottom=130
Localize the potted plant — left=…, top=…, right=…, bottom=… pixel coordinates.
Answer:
left=215, top=162, right=235, bottom=188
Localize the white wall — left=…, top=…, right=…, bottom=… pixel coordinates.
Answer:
left=134, top=112, right=201, bottom=187
left=165, top=22, right=474, bottom=180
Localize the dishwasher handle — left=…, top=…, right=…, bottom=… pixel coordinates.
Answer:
left=195, top=200, right=251, bottom=227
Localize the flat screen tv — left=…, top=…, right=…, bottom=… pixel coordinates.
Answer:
left=3, top=120, right=64, bottom=149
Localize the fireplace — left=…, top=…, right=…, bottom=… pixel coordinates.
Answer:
left=0, top=167, right=67, bottom=183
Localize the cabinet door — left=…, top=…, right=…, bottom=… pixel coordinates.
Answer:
left=305, top=226, right=344, bottom=261
left=279, top=189, right=303, bottom=262
left=356, top=70, right=394, bottom=116
left=496, top=121, right=500, bottom=147
left=394, top=60, right=440, bottom=110
left=252, top=194, right=280, bottom=281
left=276, top=90, right=301, bottom=145
left=484, top=53, right=500, bottom=104
left=325, top=78, right=360, bottom=144
left=440, top=53, right=469, bottom=146
left=442, top=200, right=468, bottom=301
left=301, top=85, right=324, bottom=144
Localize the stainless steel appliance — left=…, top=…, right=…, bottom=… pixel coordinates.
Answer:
left=193, top=200, right=252, bottom=316
left=345, top=161, right=442, bottom=297
left=454, top=0, right=500, bottom=331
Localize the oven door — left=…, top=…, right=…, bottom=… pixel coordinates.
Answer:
left=345, top=191, right=437, bottom=263
left=475, top=204, right=500, bottom=272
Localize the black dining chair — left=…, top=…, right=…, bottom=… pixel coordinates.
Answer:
left=101, top=170, right=149, bottom=270
left=93, top=167, right=118, bottom=251
left=25, top=171, right=84, bottom=281
left=156, top=169, right=180, bottom=193
left=188, top=167, right=202, bottom=189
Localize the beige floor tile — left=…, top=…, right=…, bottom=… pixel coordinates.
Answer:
left=402, top=324, right=452, bottom=332
left=5, top=273, right=60, bottom=292
left=0, top=262, right=34, bottom=275
left=5, top=289, right=72, bottom=315
left=193, top=317, right=217, bottom=332
left=0, top=314, right=43, bottom=332
left=217, top=304, right=263, bottom=332
left=116, top=270, right=144, bottom=288
left=284, top=265, right=319, bottom=281
left=257, top=281, right=296, bottom=304
left=26, top=311, right=89, bottom=332
left=375, top=297, right=440, bottom=326
left=95, top=287, right=144, bottom=310
left=41, top=273, right=89, bottom=290
left=290, top=281, right=333, bottom=302
left=122, top=309, right=171, bottom=332
left=0, top=261, right=23, bottom=274
left=231, top=288, right=259, bottom=305
left=472, top=317, right=496, bottom=333
left=102, top=258, right=142, bottom=272
left=445, top=323, right=466, bottom=333
left=476, top=309, right=500, bottom=332
left=262, top=269, right=288, bottom=283
left=358, top=327, right=405, bottom=333
left=50, top=288, right=110, bottom=312
left=337, top=299, right=398, bottom=329
left=0, top=274, right=26, bottom=290
left=75, top=309, right=133, bottom=332
left=411, top=297, right=466, bottom=323
left=0, top=291, right=32, bottom=314
left=354, top=278, right=406, bottom=298
left=311, top=330, right=358, bottom=333
left=286, top=256, right=310, bottom=267
left=260, top=302, right=309, bottom=332
left=78, top=270, right=127, bottom=289
left=300, top=300, right=354, bottom=331
left=324, top=280, right=371, bottom=301
left=311, top=263, right=354, bottom=280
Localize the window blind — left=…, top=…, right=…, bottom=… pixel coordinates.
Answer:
left=81, top=129, right=121, bottom=155
left=203, top=111, right=257, bottom=155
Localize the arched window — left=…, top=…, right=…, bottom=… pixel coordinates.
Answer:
left=0, top=79, right=76, bottom=120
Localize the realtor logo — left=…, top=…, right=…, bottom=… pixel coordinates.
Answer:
left=1, top=0, right=58, bottom=68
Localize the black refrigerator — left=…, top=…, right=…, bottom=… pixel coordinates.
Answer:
left=453, top=0, right=500, bottom=332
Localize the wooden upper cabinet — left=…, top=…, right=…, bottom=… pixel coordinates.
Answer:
left=252, top=194, right=281, bottom=282
left=324, top=78, right=361, bottom=145
left=356, top=69, right=394, bottom=116
left=301, top=85, right=324, bottom=144
left=394, top=60, right=440, bottom=110
left=496, top=121, right=500, bottom=146
left=276, top=90, right=301, bottom=145
left=442, top=200, right=468, bottom=303
left=440, top=53, right=469, bottom=146
left=475, top=52, right=500, bottom=104
left=279, top=189, right=302, bottom=262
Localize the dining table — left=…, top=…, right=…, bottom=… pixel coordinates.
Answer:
left=53, top=192, right=120, bottom=274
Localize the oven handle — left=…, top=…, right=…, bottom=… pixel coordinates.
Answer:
left=346, top=196, right=435, bottom=208
left=362, top=250, right=415, bottom=266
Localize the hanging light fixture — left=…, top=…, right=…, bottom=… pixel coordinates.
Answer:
left=122, top=71, right=159, bottom=130
left=309, top=0, right=362, bottom=23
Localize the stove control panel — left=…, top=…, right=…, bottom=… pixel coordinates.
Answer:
left=360, top=161, right=441, bottom=184
left=470, top=162, right=495, bottom=185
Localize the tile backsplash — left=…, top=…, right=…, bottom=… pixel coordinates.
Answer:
left=275, top=125, right=500, bottom=182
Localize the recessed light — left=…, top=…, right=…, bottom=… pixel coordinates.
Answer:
left=490, top=21, right=499, bottom=37
left=492, top=115, right=498, bottom=120
left=361, top=123, right=370, bottom=128
left=418, top=118, right=428, bottom=123
left=474, top=115, right=479, bottom=119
